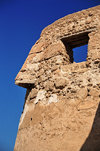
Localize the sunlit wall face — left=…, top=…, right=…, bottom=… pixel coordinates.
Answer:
left=0, top=0, right=100, bottom=151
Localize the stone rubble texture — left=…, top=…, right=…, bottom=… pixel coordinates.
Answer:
left=14, top=5, right=100, bottom=151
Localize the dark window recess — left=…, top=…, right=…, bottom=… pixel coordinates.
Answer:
left=61, top=32, right=89, bottom=63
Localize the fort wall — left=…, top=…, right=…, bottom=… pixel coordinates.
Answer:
left=14, top=5, right=100, bottom=151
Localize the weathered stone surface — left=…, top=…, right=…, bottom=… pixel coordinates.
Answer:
left=77, top=87, right=87, bottom=99
left=14, top=5, right=100, bottom=151
left=89, top=88, right=100, bottom=97
left=30, top=88, right=38, bottom=99
left=54, top=78, right=68, bottom=89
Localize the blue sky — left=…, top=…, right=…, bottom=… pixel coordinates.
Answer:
left=0, top=0, right=100, bottom=151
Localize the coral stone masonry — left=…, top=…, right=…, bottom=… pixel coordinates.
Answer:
left=14, top=5, right=100, bottom=151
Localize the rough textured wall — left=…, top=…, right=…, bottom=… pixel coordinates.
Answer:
left=14, top=5, right=100, bottom=151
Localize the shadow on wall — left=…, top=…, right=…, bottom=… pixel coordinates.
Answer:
left=80, top=103, right=100, bottom=151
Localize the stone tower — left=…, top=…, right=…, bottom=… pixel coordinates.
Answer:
left=14, top=5, right=100, bottom=151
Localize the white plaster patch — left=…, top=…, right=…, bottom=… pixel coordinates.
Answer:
left=48, top=94, right=59, bottom=104
left=32, top=52, right=44, bottom=62
left=27, top=63, right=40, bottom=71
left=34, top=90, right=46, bottom=104
left=60, top=68, right=67, bottom=74
left=56, top=56, right=63, bottom=64
left=18, top=103, right=29, bottom=129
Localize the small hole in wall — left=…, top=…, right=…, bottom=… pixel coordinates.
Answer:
left=31, top=118, right=32, bottom=121
left=61, top=32, right=89, bottom=63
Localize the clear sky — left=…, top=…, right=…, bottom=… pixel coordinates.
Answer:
left=0, top=0, right=100, bottom=151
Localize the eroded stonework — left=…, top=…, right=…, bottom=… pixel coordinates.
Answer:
left=14, top=5, right=100, bottom=151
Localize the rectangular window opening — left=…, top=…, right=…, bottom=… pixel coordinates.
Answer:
left=61, top=32, right=89, bottom=63
left=73, top=44, right=88, bottom=63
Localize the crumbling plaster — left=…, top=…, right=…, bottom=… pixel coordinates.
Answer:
left=14, top=5, right=100, bottom=151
